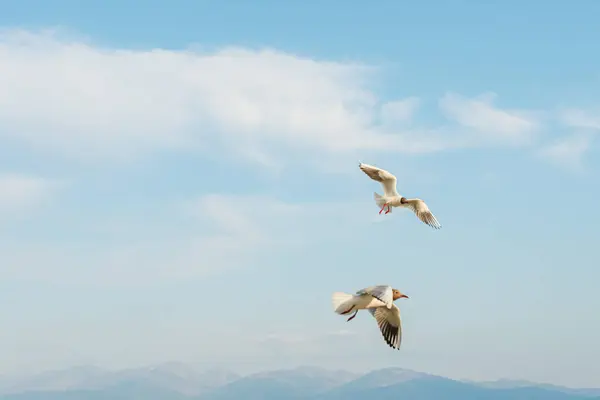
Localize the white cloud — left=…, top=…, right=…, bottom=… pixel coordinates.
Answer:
left=0, top=29, right=446, bottom=166
left=536, top=134, right=593, bottom=171
left=560, top=108, right=600, bottom=130
left=380, top=97, right=420, bottom=124
left=439, top=92, right=539, bottom=145
left=0, top=195, right=273, bottom=284
left=0, top=29, right=546, bottom=169
left=0, top=173, right=56, bottom=217
left=181, top=193, right=310, bottom=251
left=543, top=107, right=600, bottom=171
left=0, top=193, right=363, bottom=285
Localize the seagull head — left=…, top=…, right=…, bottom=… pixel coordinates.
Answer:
left=392, top=289, right=409, bottom=300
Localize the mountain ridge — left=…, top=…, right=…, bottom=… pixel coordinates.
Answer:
left=1, top=364, right=598, bottom=400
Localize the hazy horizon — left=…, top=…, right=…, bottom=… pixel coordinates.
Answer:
left=2, top=362, right=598, bottom=390
left=1, top=0, right=598, bottom=390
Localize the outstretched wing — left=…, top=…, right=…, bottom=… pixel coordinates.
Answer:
left=404, top=199, right=441, bottom=229
left=368, top=304, right=402, bottom=350
left=356, top=285, right=393, bottom=308
left=359, top=163, right=399, bottom=197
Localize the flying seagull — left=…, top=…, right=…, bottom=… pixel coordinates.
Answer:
left=358, top=162, right=441, bottom=229
left=332, top=285, right=408, bottom=350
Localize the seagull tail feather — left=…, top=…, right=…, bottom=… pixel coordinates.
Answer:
left=373, top=192, right=386, bottom=208
left=332, top=292, right=355, bottom=314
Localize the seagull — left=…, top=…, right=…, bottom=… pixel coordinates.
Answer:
left=358, top=162, right=441, bottom=229
left=331, top=285, right=408, bottom=350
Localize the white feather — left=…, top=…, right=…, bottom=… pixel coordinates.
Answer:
left=331, top=292, right=355, bottom=314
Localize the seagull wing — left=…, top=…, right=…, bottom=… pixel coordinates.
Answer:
left=356, top=285, right=393, bottom=308
left=368, top=304, right=402, bottom=350
left=404, top=198, right=441, bottom=229
left=359, top=163, right=399, bottom=197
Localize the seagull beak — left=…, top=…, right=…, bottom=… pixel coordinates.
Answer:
left=400, top=294, right=409, bottom=299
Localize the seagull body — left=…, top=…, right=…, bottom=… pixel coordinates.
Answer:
left=331, top=285, right=408, bottom=350
left=358, top=162, right=441, bottom=229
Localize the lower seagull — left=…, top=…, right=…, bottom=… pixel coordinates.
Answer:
left=331, top=285, right=409, bottom=350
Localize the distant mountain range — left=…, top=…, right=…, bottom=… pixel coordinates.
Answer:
left=0, top=364, right=598, bottom=400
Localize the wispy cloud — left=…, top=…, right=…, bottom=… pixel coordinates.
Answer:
left=0, top=193, right=363, bottom=285
left=539, top=107, right=600, bottom=171
left=439, top=92, right=539, bottom=145
left=0, top=194, right=280, bottom=284
left=0, top=29, right=434, bottom=165
left=380, top=97, right=421, bottom=124
left=0, top=173, right=57, bottom=217
left=560, top=108, right=600, bottom=131
left=536, top=134, right=594, bottom=172
left=0, top=29, right=548, bottom=171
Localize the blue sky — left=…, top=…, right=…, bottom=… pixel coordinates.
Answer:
left=0, top=0, right=599, bottom=388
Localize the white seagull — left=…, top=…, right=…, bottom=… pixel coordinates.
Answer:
left=331, top=285, right=408, bottom=350
left=358, top=162, right=441, bottom=229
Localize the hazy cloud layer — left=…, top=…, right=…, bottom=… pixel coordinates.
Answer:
left=0, top=29, right=549, bottom=170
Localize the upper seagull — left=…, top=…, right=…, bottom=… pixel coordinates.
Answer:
left=358, top=162, right=441, bottom=229
left=331, top=285, right=409, bottom=350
